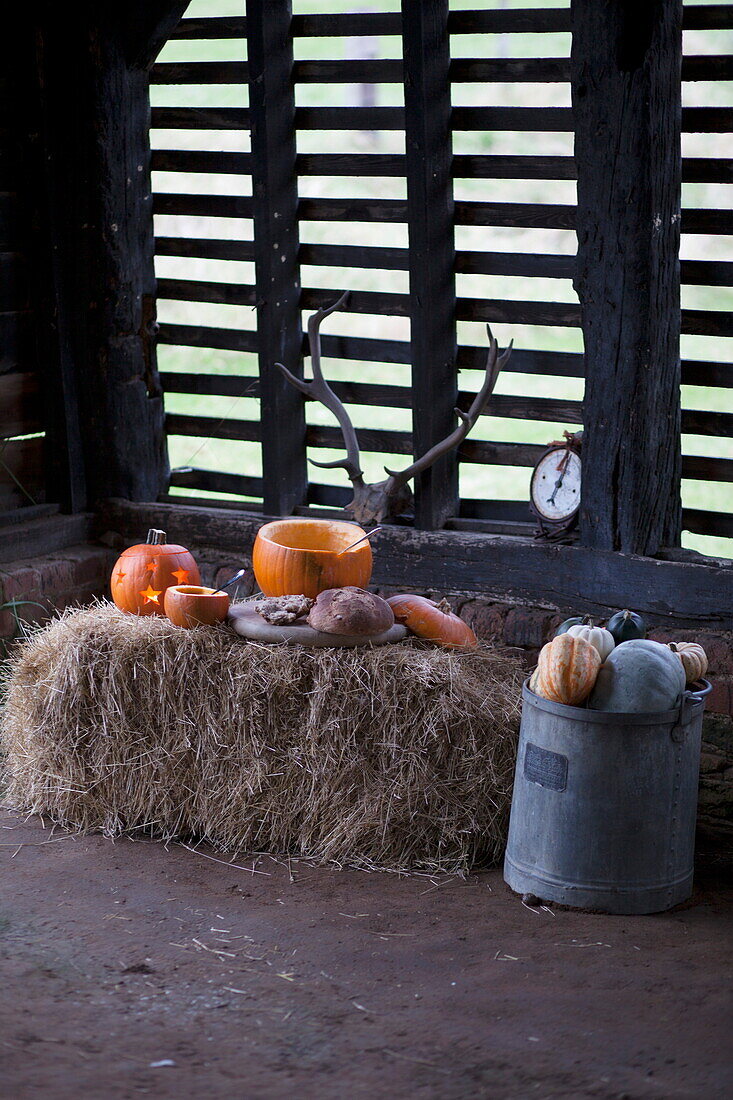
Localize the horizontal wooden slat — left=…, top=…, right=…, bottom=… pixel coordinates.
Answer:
left=165, top=413, right=261, bottom=442
left=681, top=361, right=733, bottom=388
left=682, top=409, right=733, bottom=437
left=152, top=61, right=248, bottom=84
left=152, top=149, right=732, bottom=188
left=170, top=16, right=248, bottom=39
left=682, top=455, right=733, bottom=483
left=307, top=423, right=410, bottom=455
left=458, top=498, right=531, bottom=523
left=683, top=508, right=733, bottom=538
left=156, top=237, right=255, bottom=262
left=158, top=323, right=258, bottom=353
left=682, top=5, right=733, bottom=31
left=681, top=309, right=733, bottom=338
left=161, top=371, right=258, bottom=398
left=157, top=278, right=257, bottom=307
left=169, top=467, right=263, bottom=498
left=681, top=259, right=733, bottom=287
left=457, top=297, right=581, bottom=328
left=151, top=106, right=250, bottom=130
left=682, top=55, right=733, bottom=81
left=301, top=286, right=408, bottom=315
left=151, top=105, right=733, bottom=136
left=153, top=194, right=253, bottom=219
left=458, top=440, right=546, bottom=467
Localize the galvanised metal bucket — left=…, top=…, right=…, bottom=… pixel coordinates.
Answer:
left=504, top=679, right=712, bottom=915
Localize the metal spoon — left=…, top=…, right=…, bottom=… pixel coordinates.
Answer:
left=337, top=526, right=383, bottom=556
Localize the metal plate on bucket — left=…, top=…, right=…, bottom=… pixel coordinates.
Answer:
left=524, top=741, right=568, bottom=792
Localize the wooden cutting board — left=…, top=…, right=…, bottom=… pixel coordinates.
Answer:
left=228, top=604, right=408, bottom=648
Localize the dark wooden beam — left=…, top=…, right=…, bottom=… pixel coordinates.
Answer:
left=120, top=1, right=190, bottom=71
left=32, top=8, right=169, bottom=508
left=99, top=500, right=733, bottom=630
left=402, top=0, right=458, bottom=529
left=246, top=0, right=308, bottom=516
left=571, top=0, right=683, bottom=554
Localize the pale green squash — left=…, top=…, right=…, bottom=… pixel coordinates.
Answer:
left=588, top=639, right=687, bottom=713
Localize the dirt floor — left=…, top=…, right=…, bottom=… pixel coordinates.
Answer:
left=0, top=810, right=731, bottom=1100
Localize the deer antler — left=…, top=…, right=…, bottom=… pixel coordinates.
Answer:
left=274, top=291, right=364, bottom=486
left=383, top=327, right=512, bottom=497
left=274, top=297, right=512, bottom=525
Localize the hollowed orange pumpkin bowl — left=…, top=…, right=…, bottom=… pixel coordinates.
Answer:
left=252, top=518, right=373, bottom=599
left=163, top=585, right=230, bottom=629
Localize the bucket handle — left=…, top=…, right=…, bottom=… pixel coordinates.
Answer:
left=670, top=679, right=711, bottom=743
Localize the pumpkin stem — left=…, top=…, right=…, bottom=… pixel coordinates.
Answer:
left=436, top=597, right=452, bottom=615
left=582, top=615, right=593, bottom=626
left=668, top=642, right=678, bottom=652
left=146, top=529, right=167, bottom=545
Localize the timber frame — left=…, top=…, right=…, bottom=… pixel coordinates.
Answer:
left=3, top=1, right=732, bottom=630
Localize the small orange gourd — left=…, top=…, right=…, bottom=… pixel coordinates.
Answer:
left=668, top=642, right=708, bottom=684
left=386, top=594, right=477, bottom=648
left=532, top=634, right=601, bottom=706
left=111, top=529, right=201, bottom=616
left=253, top=518, right=373, bottom=599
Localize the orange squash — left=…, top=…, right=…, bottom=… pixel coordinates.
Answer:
left=386, top=594, right=477, bottom=648
left=668, top=642, right=708, bottom=684
left=111, top=529, right=201, bottom=616
left=164, top=585, right=230, bottom=629
left=252, top=518, right=373, bottom=600
left=532, top=634, right=601, bottom=706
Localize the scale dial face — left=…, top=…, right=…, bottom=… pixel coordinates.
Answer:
left=530, top=448, right=581, bottom=523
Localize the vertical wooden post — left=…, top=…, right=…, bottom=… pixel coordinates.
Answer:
left=33, top=8, right=170, bottom=508
left=402, top=0, right=458, bottom=530
left=247, top=0, right=307, bottom=516
left=572, top=0, right=683, bottom=554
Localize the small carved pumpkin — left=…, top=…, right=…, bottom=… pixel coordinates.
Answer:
left=111, top=529, right=201, bottom=616
left=668, top=642, right=709, bottom=684
left=532, top=634, right=601, bottom=706
left=565, top=623, right=615, bottom=662
left=386, top=594, right=477, bottom=648
left=164, top=585, right=230, bottom=629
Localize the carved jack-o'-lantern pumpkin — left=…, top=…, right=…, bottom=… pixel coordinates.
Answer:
left=110, top=529, right=201, bottom=616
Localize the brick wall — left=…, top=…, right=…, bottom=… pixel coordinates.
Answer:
left=1, top=538, right=730, bottom=840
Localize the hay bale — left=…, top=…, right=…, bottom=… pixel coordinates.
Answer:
left=1, top=603, right=524, bottom=873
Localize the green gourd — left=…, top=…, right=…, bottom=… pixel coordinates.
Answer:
left=588, top=639, right=686, bottom=713
left=606, top=608, right=646, bottom=644
left=555, top=615, right=592, bottom=637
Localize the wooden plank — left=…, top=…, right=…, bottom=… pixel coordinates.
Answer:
left=152, top=61, right=248, bottom=84
left=681, top=360, right=733, bottom=388
left=170, top=17, right=247, bottom=39
left=165, top=413, right=261, bottom=443
left=450, top=58, right=569, bottom=82
left=301, top=287, right=409, bottom=315
left=683, top=509, right=733, bottom=538
left=149, top=104, right=733, bottom=135
left=401, top=0, right=457, bottom=528
left=99, top=500, right=733, bottom=629
left=157, top=322, right=258, bottom=353
left=156, top=277, right=257, bottom=306
left=682, top=409, right=733, bottom=437
left=449, top=9, right=569, bottom=34
left=457, top=297, right=581, bottom=327
left=156, top=237, right=255, bottom=262
left=160, top=371, right=259, bottom=398
left=572, top=0, right=682, bottom=554
left=151, top=106, right=250, bottom=130
left=455, top=202, right=575, bottom=229
left=0, top=371, right=42, bottom=438
left=453, top=154, right=576, bottom=180
left=682, top=456, right=733, bottom=483
left=680, top=259, right=733, bottom=287
left=682, top=55, right=733, bottom=81
left=153, top=193, right=253, bottom=218
left=681, top=309, right=733, bottom=338
left=0, top=511, right=94, bottom=563
left=169, top=467, right=263, bottom=499
left=683, top=5, right=733, bottom=31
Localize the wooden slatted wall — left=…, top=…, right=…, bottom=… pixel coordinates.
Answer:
left=0, top=39, right=46, bottom=514
left=150, top=1, right=733, bottom=554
